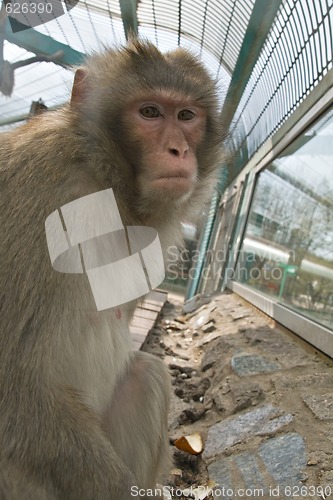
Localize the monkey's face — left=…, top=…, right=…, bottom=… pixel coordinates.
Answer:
left=122, top=91, right=207, bottom=203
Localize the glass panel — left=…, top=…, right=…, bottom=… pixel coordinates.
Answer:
left=235, top=108, right=333, bottom=330
left=162, top=215, right=207, bottom=294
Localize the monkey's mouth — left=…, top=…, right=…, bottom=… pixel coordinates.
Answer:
left=153, top=175, right=193, bottom=195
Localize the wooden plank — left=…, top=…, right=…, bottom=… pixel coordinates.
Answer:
left=132, top=309, right=158, bottom=321
left=131, top=317, right=155, bottom=329
left=130, top=289, right=167, bottom=350
left=145, top=290, right=167, bottom=305
left=138, top=303, right=162, bottom=313
left=129, top=324, right=147, bottom=335
left=131, top=332, right=147, bottom=343
left=144, top=301, right=164, bottom=308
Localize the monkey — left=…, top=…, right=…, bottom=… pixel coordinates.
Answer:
left=0, top=462, right=56, bottom=500
left=0, top=39, right=223, bottom=499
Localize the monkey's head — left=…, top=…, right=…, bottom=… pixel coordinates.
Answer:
left=70, top=39, right=224, bottom=221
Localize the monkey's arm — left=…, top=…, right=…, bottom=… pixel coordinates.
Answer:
left=0, top=378, right=137, bottom=500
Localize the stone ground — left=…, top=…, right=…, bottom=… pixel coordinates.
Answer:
left=141, top=290, right=333, bottom=500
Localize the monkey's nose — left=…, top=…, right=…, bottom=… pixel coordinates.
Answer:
left=169, top=146, right=189, bottom=158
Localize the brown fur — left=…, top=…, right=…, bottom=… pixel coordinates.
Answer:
left=0, top=39, right=223, bottom=499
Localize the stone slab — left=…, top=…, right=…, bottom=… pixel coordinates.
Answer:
left=208, top=433, right=307, bottom=498
left=301, top=393, right=333, bottom=420
left=230, top=382, right=265, bottom=412
left=259, top=433, right=307, bottom=487
left=230, top=307, right=252, bottom=321
left=272, top=372, right=333, bottom=390
left=235, top=453, right=267, bottom=490
left=208, top=460, right=234, bottom=499
left=244, top=329, right=312, bottom=369
left=231, top=353, right=281, bottom=376
left=203, top=404, right=293, bottom=459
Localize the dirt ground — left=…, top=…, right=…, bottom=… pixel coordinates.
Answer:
left=141, top=291, right=333, bottom=500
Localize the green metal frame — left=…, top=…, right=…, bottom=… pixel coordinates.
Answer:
left=4, top=0, right=139, bottom=64
left=185, top=167, right=229, bottom=301
left=221, top=0, right=283, bottom=130
left=119, top=0, right=138, bottom=39
left=1, top=1, right=140, bottom=129
left=221, top=0, right=282, bottom=182
left=5, top=18, right=85, bottom=66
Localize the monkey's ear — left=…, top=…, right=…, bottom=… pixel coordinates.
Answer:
left=70, top=68, right=88, bottom=109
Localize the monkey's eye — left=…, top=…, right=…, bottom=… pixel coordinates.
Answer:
left=178, top=109, right=196, bottom=121
left=140, top=106, right=162, bottom=119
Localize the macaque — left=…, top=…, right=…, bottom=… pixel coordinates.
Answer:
left=0, top=463, right=56, bottom=500
left=0, top=39, right=223, bottom=499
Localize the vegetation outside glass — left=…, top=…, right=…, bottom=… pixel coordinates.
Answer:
left=235, top=109, right=333, bottom=330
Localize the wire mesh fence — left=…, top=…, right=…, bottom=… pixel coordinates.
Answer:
left=229, top=0, right=333, bottom=162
